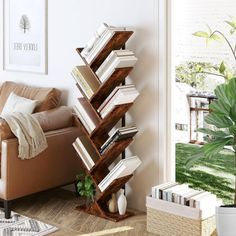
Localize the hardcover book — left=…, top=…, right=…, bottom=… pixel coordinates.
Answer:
left=96, top=50, right=137, bottom=82
left=72, top=66, right=100, bottom=99
left=98, top=156, right=142, bottom=192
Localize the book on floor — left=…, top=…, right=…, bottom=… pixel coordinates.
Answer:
left=99, top=126, right=138, bottom=155
left=97, top=85, right=139, bottom=118
left=98, top=156, right=142, bottom=192
left=96, top=50, right=138, bottom=82
left=71, top=66, right=100, bottom=99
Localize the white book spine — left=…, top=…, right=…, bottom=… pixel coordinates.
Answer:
left=72, top=142, right=92, bottom=170
left=96, top=51, right=117, bottom=77
left=75, top=101, right=96, bottom=131
left=99, top=56, right=138, bottom=83
left=73, top=106, right=93, bottom=134
left=100, top=89, right=139, bottom=118
left=71, top=72, right=93, bottom=99
left=75, top=138, right=95, bottom=167
left=72, top=69, right=94, bottom=98
left=85, top=30, right=114, bottom=63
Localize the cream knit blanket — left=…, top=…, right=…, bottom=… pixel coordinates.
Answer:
left=1, top=113, right=48, bottom=160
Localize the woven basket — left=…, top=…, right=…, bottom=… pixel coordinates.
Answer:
left=146, top=196, right=216, bottom=236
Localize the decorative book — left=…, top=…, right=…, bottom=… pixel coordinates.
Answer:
left=98, top=156, right=142, bottom=192
left=73, top=98, right=100, bottom=134
left=81, top=23, right=127, bottom=64
left=73, top=135, right=100, bottom=170
left=99, top=126, right=138, bottom=155
left=71, top=66, right=100, bottom=99
left=98, top=85, right=139, bottom=118
left=96, top=50, right=138, bottom=82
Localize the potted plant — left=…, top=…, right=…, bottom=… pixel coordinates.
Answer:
left=186, top=77, right=236, bottom=236
left=75, top=174, right=96, bottom=207
left=184, top=17, right=236, bottom=236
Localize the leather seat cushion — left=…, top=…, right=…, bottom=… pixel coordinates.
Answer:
left=0, top=106, right=73, bottom=141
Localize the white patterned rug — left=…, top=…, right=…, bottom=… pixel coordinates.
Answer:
left=0, top=209, right=58, bottom=236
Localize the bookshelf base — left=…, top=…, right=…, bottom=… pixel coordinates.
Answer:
left=76, top=204, right=134, bottom=222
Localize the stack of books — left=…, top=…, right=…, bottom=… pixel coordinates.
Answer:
left=98, top=156, right=142, bottom=192
left=151, top=182, right=221, bottom=210
left=97, top=85, right=139, bottom=118
left=71, top=66, right=100, bottom=99
left=96, top=50, right=138, bottom=82
left=99, top=126, right=138, bottom=155
left=81, top=23, right=126, bottom=64
left=73, top=136, right=100, bottom=170
left=73, top=99, right=98, bottom=134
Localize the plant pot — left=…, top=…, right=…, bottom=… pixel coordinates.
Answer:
left=216, top=205, right=236, bottom=236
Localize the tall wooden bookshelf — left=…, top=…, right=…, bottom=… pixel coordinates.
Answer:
left=73, top=30, right=138, bottom=222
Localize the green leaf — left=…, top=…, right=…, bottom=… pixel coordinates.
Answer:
left=230, top=102, right=236, bottom=122
left=205, top=113, right=233, bottom=128
left=193, top=31, right=209, bottom=38
left=79, top=190, right=85, bottom=196
left=227, top=77, right=236, bottom=102
left=85, top=182, right=92, bottom=190
left=230, top=29, right=236, bottom=35
left=229, top=125, right=236, bottom=134
left=186, top=147, right=204, bottom=169
left=219, top=61, right=226, bottom=74
left=77, top=182, right=83, bottom=190
left=225, top=20, right=236, bottom=29
left=206, top=37, right=214, bottom=46
left=210, top=34, right=222, bottom=42
left=209, top=99, right=230, bottom=115
left=214, top=84, right=232, bottom=106
left=204, top=137, right=233, bottom=159
left=197, top=128, right=230, bottom=138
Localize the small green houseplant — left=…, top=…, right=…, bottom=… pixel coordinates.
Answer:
left=76, top=174, right=95, bottom=206
left=186, top=77, right=236, bottom=235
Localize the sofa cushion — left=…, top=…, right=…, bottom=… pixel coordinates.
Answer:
left=0, top=106, right=73, bottom=141
left=0, top=81, right=61, bottom=113
left=1, top=92, right=39, bottom=115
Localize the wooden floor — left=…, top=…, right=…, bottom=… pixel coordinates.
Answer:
left=12, top=189, right=155, bottom=236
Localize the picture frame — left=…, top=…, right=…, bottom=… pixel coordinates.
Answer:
left=3, top=0, right=47, bottom=74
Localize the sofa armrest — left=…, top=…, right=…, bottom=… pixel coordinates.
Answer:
left=0, top=127, right=81, bottom=200
left=0, top=106, right=73, bottom=140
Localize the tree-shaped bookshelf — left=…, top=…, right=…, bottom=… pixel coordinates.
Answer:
left=73, top=29, right=139, bottom=222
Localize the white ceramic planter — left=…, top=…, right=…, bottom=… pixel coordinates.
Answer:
left=216, top=206, right=236, bottom=236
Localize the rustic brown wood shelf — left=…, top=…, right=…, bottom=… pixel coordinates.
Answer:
left=90, top=138, right=134, bottom=174
left=76, top=30, right=133, bottom=72
left=73, top=28, right=137, bottom=222
left=76, top=49, right=134, bottom=110
left=91, top=67, right=133, bottom=109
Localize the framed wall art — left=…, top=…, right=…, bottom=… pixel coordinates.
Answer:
left=3, top=0, right=47, bottom=73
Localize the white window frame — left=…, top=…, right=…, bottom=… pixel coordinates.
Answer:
left=158, top=0, right=175, bottom=183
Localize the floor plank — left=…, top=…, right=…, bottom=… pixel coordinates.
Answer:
left=12, top=189, right=153, bottom=236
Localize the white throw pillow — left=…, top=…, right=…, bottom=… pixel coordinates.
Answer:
left=1, top=92, right=38, bottom=116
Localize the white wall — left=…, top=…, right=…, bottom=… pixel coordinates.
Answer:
left=0, top=0, right=159, bottom=211
left=174, top=0, right=236, bottom=66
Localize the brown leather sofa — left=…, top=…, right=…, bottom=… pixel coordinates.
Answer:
left=0, top=81, right=81, bottom=218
